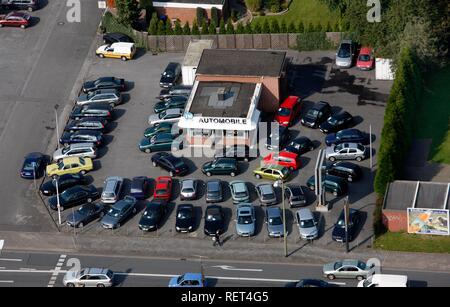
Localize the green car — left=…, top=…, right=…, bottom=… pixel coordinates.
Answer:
left=139, top=133, right=182, bottom=153
left=154, top=97, right=187, bottom=114
left=306, top=174, right=348, bottom=196
left=253, top=164, right=291, bottom=181
left=143, top=122, right=175, bottom=138
left=202, top=158, right=238, bottom=177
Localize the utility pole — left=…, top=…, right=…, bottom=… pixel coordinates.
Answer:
left=344, top=196, right=350, bottom=253
left=281, top=180, right=288, bottom=257
left=369, top=124, right=373, bottom=170
left=55, top=176, right=62, bottom=226
left=54, top=104, right=60, bottom=150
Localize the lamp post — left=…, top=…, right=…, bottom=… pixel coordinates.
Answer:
left=54, top=104, right=60, bottom=150
left=344, top=196, right=350, bottom=253
left=369, top=124, right=373, bottom=170
left=276, top=179, right=288, bottom=257
left=55, top=176, right=62, bottom=226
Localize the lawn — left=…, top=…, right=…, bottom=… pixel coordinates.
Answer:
left=413, top=67, right=450, bottom=163
left=375, top=232, right=450, bottom=254
left=251, top=0, right=339, bottom=28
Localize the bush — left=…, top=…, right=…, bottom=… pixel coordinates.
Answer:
left=192, top=20, right=200, bottom=35
left=226, top=19, right=235, bottom=34
left=211, top=7, right=219, bottom=26
left=196, top=7, right=206, bottom=25
left=280, top=19, right=288, bottom=33
left=315, top=23, right=323, bottom=32
left=236, top=22, right=245, bottom=34
left=325, top=21, right=332, bottom=32
left=262, top=19, right=270, bottom=33
left=333, top=22, right=340, bottom=32
left=245, top=0, right=262, bottom=12
left=174, top=21, right=183, bottom=35
left=270, top=19, right=280, bottom=33
left=157, top=20, right=166, bottom=35
left=182, top=21, right=191, bottom=35
left=166, top=21, right=174, bottom=35
left=201, top=19, right=209, bottom=35
left=219, top=18, right=226, bottom=34
left=307, top=22, right=315, bottom=33
left=253, top=22, right=262, bottom=34
left=244, top=22, right=253, bottom=34
left=298, top=21, right=305, bottom=33
left=259, top=11, right=265, bottom=16
left=296, top=32, right=335, bottom=51
left=208, top=22, right=217, bottom=34
left=287, top=21, right=296, bottom=33
left=373, top=197, right=387, bottom=236
left=147, top=12, right=158, bottom=35
left=270, top=4, right=281, bottom=13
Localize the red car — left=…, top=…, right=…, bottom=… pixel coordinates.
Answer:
left=0, top=12, right=31, bottom=29
left=153, top=176, right=172, bottom=201
left=356, top=47, right=374, bottom=70
left=275, top=96, right=303, bottom=127
left=263, top=151, right=301, bottom=171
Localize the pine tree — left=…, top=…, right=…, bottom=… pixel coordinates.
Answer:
left=201, top=19, right=209, bottom=35
left=244, top=22, right=253, bottom=34
left=253, top=22, right=262, bottom=34
left=315, top=22, right=323, bottom=32
left=287, top=21, right=296, bottom=33
left=174, top=20, right=183, bottom=35
left=298, top=21, right=305, bottom=33
left=157, top=20, right=166, bottom=36
left=219, top=18, right=226, bottom=34
left=116, top=0, right=140, bottom=27
left=271, top=19, right=280, bottom=33
left=236, top=22, right=245, bottom=34
left=280, top=19, right=288, bottom=33
left=262, top=19, right=270, bottom=33
left=166, top=21, right=174, bottom=35
left=192, top=19, right=200, bottom=35
left=208, top=22, right=217, bottom=34
left=226, top=19, right=235, bottom=34
left=183, top=21, right=191, bottom=35
left=148, top=12, right=158, bottom=35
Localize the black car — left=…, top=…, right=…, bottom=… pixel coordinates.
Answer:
left=103, top=32, right=134, bottom=45
left=202, top=158, right=239, bottom=177
left=20, top=152, right=47, bottom=179
left=60, top=130, right=103, bottom=147
left=66, top=203, right=105, bottom=228
left=325, top=128, right=369, bottom=146
left=64, top=117, right=108, bottom=133
left=154, top=96, right=187, bottom=113
left=160, top=62, right=181, bottom=88
left=204, top=205, right=225, bottom=236
left=47, top=185, right=99, bottom=211
left=214, top=145, right=255, bottom=162
left=175, top=204, right=196, bottom=233
left=265, top=124, right=291, bottom=151
left=40, top=173, right=88, bottom=196
left=319, top=111, right=354, bottom=134
left=296, top=279, right=332, bottom=288
left=151, top=152, right=189, bottom=177
left=138, top=199, right=167, bottom=231
left=206, top=179, right=223, bottom=203
left=332, top=208, right=361, bottom=242
left=301, top=101, right=332, bottom=128
left=1, top=0, right=40, bottom=11
left=284, top=137, right=315, bottom=155
left=326, top=161, right=362, bottom=182
left=129, top=176, right=150, bottom=200
left=70, top=103, right=113, bottom=120
left=82, top=77, right=126, bottom=93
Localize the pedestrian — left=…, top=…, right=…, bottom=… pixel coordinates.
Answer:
left=214, top=231, right=222, bottom=247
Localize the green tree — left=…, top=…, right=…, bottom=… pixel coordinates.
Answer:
left=182, top=21, right=191, bottom=35
left=157, top=20, right=166, bottom=35
left=253, top=22, right=262, bottom=34
left=166, top=21, right=174, bottom=35
left=333, top=22, right=339, bottom=32
left=236, top=22, right=245, bottom=34
left=262, top=19, right=270, bottom=33
left=287, top=21, right=296, bottom=33
left=208, top=22, right=217, bottom=34
left=139, top=0, right=153, bottom=26
left=116, top=0, right=140, bottom=27
left=280, top=19, right=288, bottom=33
left=196, top=7, right=205, bottom=25
left=325, top=22, right=332, bottom=32
left=174, top=20, right=183, bottom=35
left=211, top=7, right=219, bottom=27
left=191, top=19, right=200, bottom=35
left=245, top=0, right=262, bottom=12
left=201, top=19, right=209, bottom=35
left=219, top=18, right=226, bottom=34
left=271, top=19, right=280, bottom=33
left=298, top=21, right=305, bottom=33
left=148, top=12, right=158, bottom=35
left=307, top=22, right=315, bottom=32
left=244, top=22, right=253, bottom=34
left=315, top=22, right=323, bottom=32
left=226, top=19, right=235, bottom=34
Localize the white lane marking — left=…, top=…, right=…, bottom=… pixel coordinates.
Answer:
left=20, top=268, right=36, bottom=271
left=0, top=258, right=22, bottom=262
left=211, top=265, right=263, bottom=272
left=47, top=255, right=67, bottom=288
left=0, top=240, right=4, bottom=251
left=0, top=267, right=5, bottom=270
left=0, top=281, right=14, bottom=284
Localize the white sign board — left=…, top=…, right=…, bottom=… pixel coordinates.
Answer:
left=98, top=1, right=107, bottom=9
left=375, top=58, right=395, bottom=80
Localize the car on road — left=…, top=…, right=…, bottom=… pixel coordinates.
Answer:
left=325, top=143, right=367, bottom=162
left=138, top=199, right=167, bottom=231
left=335, top=39, right=355, bottom=68
left=148, top=108, right=184, bottom=126
left=60, top=130, right=103, bottom=147
left=332, top=208, right=361, bottom=242
left=168, top=273, right=206, bottom=287
left=295, top=279, right=332, bottom=288
left=205, top=179, right=223, bottom=203
left=63, top=268, right=114, bottom=288
left=160, top=62, right=181, bottom=88
left=358, top=274, right=408, bottom=288
left=263, top=151, right=301, bottom=171
left=143, top=122, right=178, bottom=138
left=154, top=96, right=187, bottom=114
left=96, top=42, right=136, bottom=61
left=283, top=137, right=315, bottom=156
left=101, top=176, right=124, bottom=204
left=153, top=176, right=172, bottom=201
left=139, top=133, right=182, bottom=153
left=129, top=176, right=150, bottom=200
left=40, top=173, right=88, bottom=196
left=295, top=208, right=318, bottom=240
left=274, top=96, right=303, bottom=127
left=235, top=203, right=256, bottom=237
left=1, top=0, right=40, bottom=12
left=285, top=185, right=307, bottom=207
left=214, top=145, right=254, bottom=162
left=202, top=158, right=238, bottom=177
left=265, top=207, right=285, bottom=238
left=356, top=47, right=375, bottom=70
left=229, top=180, right=250, bottom=204
left=204, top=205, right=225, bottom=236
left=255, top=182, right=277, bottom=205
left=20, top=152, right=46, bottom=179
left=100, top=196, right=137, bottom=229
left=76, top=89, right=122, bottom=107
left=253, top=164, right=290, bottom=181
left=102, top=32, right=134, bottom=45
left=64, top=117, right=108, bottom=133
left=70, top=103, right=113, bottom=121
left=319, top=111, right=354, bottom=134
left=175, top=204, right=196, bottom=233
left=265, top=125, right=291, bottom=151
left=47, top=185, right=99, bottom=211
left=0, top=11, right=30, bottom=28
left=52, top=143, right=97, bottom=162
left=306, top=174, right=348, bottom=197
left=46, top=157, right=93, bottom=178
left=325, top=128, right=369, bottom=146
left=301, top=101, right=332, bottom=128
left=151, top=152, right=189, bottom=177
left=326, top=161, right=362, bottom=182
left=82, top=76, right=126, bottom=93
left=66, top=202, right=106, bottom=228
left=323, top=259, right=373, bottom=280
left=180, top=179, right=198, bottom=200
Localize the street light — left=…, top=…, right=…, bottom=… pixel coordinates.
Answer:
left=55, top=176, right=62, bottom=226
left=54, top=104, right=60, bottom=150
left=275, top=180, right=288, bottom=257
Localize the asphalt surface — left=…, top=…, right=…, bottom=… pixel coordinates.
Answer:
left=0, top=0, right=101, bottom=232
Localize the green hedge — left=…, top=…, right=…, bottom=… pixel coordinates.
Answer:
left=102, top=12, right=146, bottom=48
left=295, top=32, right=335, bottom=51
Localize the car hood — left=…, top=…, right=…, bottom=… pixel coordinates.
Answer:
left=160, top=76, right=174, bottom=84
left=40, top=181, right=56, bottom=195
left=302, top=114, right=316, bottom=123
left=300, top=225, right=318, bottom=237
left=268, top=224, right=284, bottom=235
left=83, top=81, right=95, bottom=91
left=46, top=164, right=59, bottom=174
left=236, top=222, right=255, bottom=234
left=66, top=211, right=86, bottom=225
left=101, top=214, right=119, bottom=226
left=332, top=226, right=346, bottom=239
left=202, top=162, right=213, bottom=170
left=77, top=94, right=89, bottom=103
left=168, top=277, right=179, bottom=287
left=325, top=133, right=337, bottom=145
left=139, top=138, right=151, bottom=147
left=47, top=196, right=60, bottom=209
left=205, top=220, right=222, bottom=233
left=176, top=217, right=194, bottom=229
left=319, top=121, right=334, bottom=132
left=139, top=216, right=158, bottom=228
left=336, top=56, right=352, bottom=64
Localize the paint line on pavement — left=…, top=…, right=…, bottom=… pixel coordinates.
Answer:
left=0, top=281, right=14, bottom=283
left=47, top=254, right=67, bottom=288
left=0, top=258, right=22, bottom=262
left=20, top=268, right=36, bottom=271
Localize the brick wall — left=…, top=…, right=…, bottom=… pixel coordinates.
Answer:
left=382, top=210, right=408, bottom=232
left=154, top=7, right=223, bottom=24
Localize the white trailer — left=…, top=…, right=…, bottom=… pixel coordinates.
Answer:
left=375, top=58, right=395, bottom=80
left=182, top=39, right=214, bottom=86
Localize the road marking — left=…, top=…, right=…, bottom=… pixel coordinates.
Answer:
left=47, top=254, right=67, bottom=288
left=211, top=265, right=263, bottom=272
left=0, top=240, right=4, bottom=252
left=0, top=267, right=5, bottom=270
left=20, top=268, right=36, bottom=271
left=0, top=281, right=14, bottom=284
left=0, top=258, right=22, bottom=262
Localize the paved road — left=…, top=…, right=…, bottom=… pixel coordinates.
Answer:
left=0, top=0, right=101, bottom=232
left=0, top=251, right=448, bottom=287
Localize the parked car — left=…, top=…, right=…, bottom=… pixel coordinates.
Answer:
left=47, top=185, right=99, bottom=211
left=160, top=62, right=181, bottom=88
left=20, top=152, right=46, bottom=179
left=180, top=179, right=198, bottom=200
left=151, top=152, right=189, bottom=177
left=306, top=174, right=348, bottom=197
left=274, top=96, right=303, bottom=127
left=295, top=208, right=318, bottom=240
left=263, top=151, right=301, bottom=171
left=40, top=174, right=88, bottom=196
left=265, top=207, right=285, bottom=238
left=205, top=179, right=223, bottom=203
left=129, top=176, right=150, bottom=200
left=63, top=268, right=114, bottom=288
left=64, top=117, right=108, bottom=133
left=153, top=176, right=172, bottom=201
left=253, top=164, right=290, bottom=181
left=265, top=125, right=291, bottom=151
left=255, top=182, right=277, bottom=206
left=100, top=196, right=137, bottom=229
left=335, top=39, right=355, bottom=68
left=148, top=108, right=184, bottom=126
left=283, top=137, right=315, bottom=156
left=60, top=130, right=103, bottom=147
left=229, top=180, right=250, bottom=204
left=332, top=208, right=361, bottom=242
left=296, top=279, right=331, bottom=288
left=285, top=185, right=307, bottom=207
left=101, top=176, right=124, bottom=204
left=139, top=133, right=182, bottom=153
left=319, top=111, right=354, bottom=134
left=325, top=143, right=367, bottom=162
left=96, top=42, right=136, bottom=61
left=358, top=274, right=408, bottom=288
left=0, top=11, right=30, bottom=28
left=326, top=161, right=362, bottom=182
left=175, top=204, right=196, bottom=233
left=66, top=203, right=105, bottom=228
left=166, top=85, right=192, bottom=97
left=301, top=101, right=332, bottom=128
left=202, top=158, right=238, bottom=177
left=103, top=32, right=134, bottom=45
left=76, top=89, right=122, bottom=107
left=46, top=157, right=93, bottom=178
left=235, top=203, right=256, bottom=237
left=154, top=96, right=187, bottom=114
left=214, top=145, right=254, bottom=162
left=52, top=143, right=97, bottom=162
left=168, top=273, right=206, bottom=287
left=70, top=103, right=113, bottom=120
left=82, top=76, right=126, bottom=93
left=323, top=259, right=373, bottom=280
left=0, top=0, right=39, bottom=12
left=143, top=122, right=178, bottom=138
left=325, top=128, right=369, bottom=146
left=356, top=47, right=374, bottom=70
left=138, top=199, right=167, bottom=231
left=204, top=205, right=225, bottom=236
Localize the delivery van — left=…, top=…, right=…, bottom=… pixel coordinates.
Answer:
left=96, top=42, right=136, bottom=61
left=357, top=274, right=408, bottom=287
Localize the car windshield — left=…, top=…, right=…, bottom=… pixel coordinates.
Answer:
left=300, top=219, right=315, bottom=228
left=334, top=262, right=343, bottom=270
left=206, top=212, right=221, bottom=222
left=235, top=191, right=247, bottom=197
left=336, top=130, right=346, bottom=138
left=278, top=107, right=291, bottom=117
left=162, top=71, right=174, bottom=77
left=262, top=192, right=275, bottom=200
left=177, top=210, right=191, bottom=219
left=338, top=44, right=351, bottom=58
left=357, top=144, right=366, bottom=152
left=143, top=209, right=157, bottom=219
left=159, top=111, right=167, bottom=119
left=306, top=109, right=319, bottom=118
left=61, top=147, right=71, bottom=154
left=23, top=161, right=36, bottom=171
left=327, top=117, right=338, bottom=125
left=77, top=206, right=92, bottom=215
left=359, top=54, right=370, bottom=61
left=238, top=215, right=253, bottom=224
left=269, top=217, right=282, bottom=225
left=174, top=160, right=185, bottom=168
left=107, top=207, right=121, bottom=217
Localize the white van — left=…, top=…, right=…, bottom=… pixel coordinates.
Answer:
left=96, top=42, right=136, bottom=61
left=357, top=274, right=408, bottom=287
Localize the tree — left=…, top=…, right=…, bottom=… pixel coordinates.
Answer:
left=315, top=22, right=323, bottom=32
left=253, top=22, right=262, bottom=34
left=148, top=12, right=158, bottom=35
left=219, top=18, right=226, bottom=34
left=211, top=7, right=219, bottom=27
left=244, top=22, right=253, bottom=34
left=208, top=22, right=217, bottom=34
left=262, top=19, right=270, bottom=33
left=157, top=20, right=166, bottom=36
left=307, top=22, right=315, bottom=32
left=166, top=21, right=174, bottom=35
left=325, top=22, right=332, bottom=32
left=245, top=0, right=262, bottom=12
left=280, top=19, right=288, bottom=33
left=182, top=21, right=191, bottom=35
left=226, top=19, right=235, bottom=34
left=192, top=19, right=200, bottom=35
left=174, top=21, right=183, bottom=35
left=298, top=21, right=305, bottom=33
left=116, top=0, right=140, bottom=27
left=196, top=7, right=206, bottom=25
left=139, top=0, right=153, bottom=26
left=236, top=22, right=245, bottom=34
left=271, top=19, right=280, bottom=33
left=201, top=19, right=209, bottom=35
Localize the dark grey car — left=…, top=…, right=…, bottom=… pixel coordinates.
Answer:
left=66, top=203, right=105, bottom=228
left=100, top=196, right=137, bottom=229
left=76, top=89, right=122, bottom=107
left=255, top=182, right=277, bottom=206
left=206, top=179, right=223, bottom=203
left=266, top=207, right=285, bottom=238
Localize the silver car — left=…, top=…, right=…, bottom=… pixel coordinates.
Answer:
left=229, top=180, right=250, bottom=204
left=101, top=176, right=124, bottom=203
left=322, top=259, right=374, bottom=280
left=76, top=89, right=122, bottom=107
left=180, top=179, right=198, bottom=200
left=296, top=208, right=318, bottom=240
left=63, top=268, right=114, bottom=287
left=266, top=207, right=285, bottom=238
left=325, top=142, right=367, bottom=162
left=148, top=108, right=184, bottom=125
left=255, top=182, right=277, bottom=205
left=235, top=203, right=256, bottom=237
left=52, top=143, right=97, bottom=162
left=335, top=39, right=354, bottom=68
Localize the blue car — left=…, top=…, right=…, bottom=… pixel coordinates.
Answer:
left=168, top=273, right=206, bottom=287
left=129, top=176, right=150, bottom=200
left=20, top=152, right=47, bottom=179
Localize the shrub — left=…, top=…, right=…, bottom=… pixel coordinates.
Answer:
left=236, top=22, right=245, bottom=34
left=244, top=22, right=253, bottom=34
left=296, top=32, right=335, bottom=51
left=280, top=19, right=288, bottom=33
left=148, top=12, right=158, bottom=35
left=166, top=21, right=174, bottom=35
left=298, top=21, right=305, bottom=33
left=226, top=19, right=235, bottom=34
left=192, top=20, right=200, bottom=35
left=307, top=22, right=315, bottom=33
left=270, top=4, right=281, bottom=13
left=157, top=20, right=166, bottom=36
left=315, top=23, right=323, bottom=32
left=174, top=21, right=183, bottom=35
left=287, top=21, right=296, bottom=33
left=245, top=0, right=262, bottom=12
left=219, top=18, right=226, bottom=34
left=262, top=19, right=270, bottom=33
left=182, top=21, right=191, bottom=35
left=253, top=22, right=262, bottom=34
left=211, top=7, right=219, bottom=26
left=325, top=21, right=332, bottom=32
left=271, top=19, right=280, bottom=33
left=333, top=22, right=340, bottom=32
left=208, top=22, right=217, bottom=34
left=196, top=7, right=206, bottom=25
left=201, top=19, right=209, bottom=35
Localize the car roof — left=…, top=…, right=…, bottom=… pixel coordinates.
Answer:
left=230, top=180, right=246, bottom=189
left=85, top=268, right=111, bottom=275
left=110, top=42, right=134, bottom=47
left=113, top=199, right=132, bottom=209
left=313, top=101, right=330, bottom=109
left=335, top=142, right=362, bottom=149
left=178, top=204, right=193, bottom=210
left=166, top=62, right=180, bottom=70
left=183, top=273, right=203, bottom=280
left=261, top=164, right=285, bottom=171
left=341, top=259, right=361, bottom=266
left=280, top=96, right=300, bottom=108
left=256, top=183, right=274, bottom=193
left=8, top=12, right=28, bottom=17
left=341, top=39, right=353, bottom=44
left=266, top=207, right=281, bottom=217
left=181, top=179, right=195, bottom=188
left=66, top=143, right=95, bottom=149
left=165, top=108, right=183, bottom=114
left=72, top=130, right=102, bottom=136
left=61, top=157, right=84, bottom=163
left=296, top=208, right=314, bottom=220
left=333, top=161, right=359, bottom=170
left=206, top=205, right=222, bottom=213
left=95, top=88, right=118, bottom=94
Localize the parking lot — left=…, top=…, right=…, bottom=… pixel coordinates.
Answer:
left=46, top=48, right=391, bottom=253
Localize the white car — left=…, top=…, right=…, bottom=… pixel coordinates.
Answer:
left=296, top=208, right=318, bottom=240
left=63, top=268, right=114, bottom=287
left=101, top=176, right=124, bottom=204
left=325, top=143, right=367, bottom=162
left=52, top=143, right=97, bottom=162
left=148, top=108, right=184, bottom=125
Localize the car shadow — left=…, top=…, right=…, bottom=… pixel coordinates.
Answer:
left=183, top=158, right=198, bottom=175
left=120, top=93, right=131, bottom=105
left=114, top=268, right=132, bottom=287
left=222, top=207, right=233, bottom=234
left=120, top=178, right=132, bottom=196
left=28, top=16, right=40, bottom=28
left=160, top=201, right=176, bottom=228
left=238, top=161, right=250, bottom=175
left=311, top=140, right=322, bottom=149
left=102, top=135, right=114, bottom=146
left=106, top=121, right=118, bottom=133
left=313, top=211, right=326, bottom=239
left=221, top=180, right=232, bottom=202
left=133, top=48, right=146, bottom=60
left=408, top=280, right=428, bottom=287
left=300, top=156, right=311, bottom=169
left=92, top=160, right=102, bottom=172
left=193, top=206, right=203, bottom=232
left=112, top=108, right=126, bottom=121
left=353, top=115, right=364, bottom=126
left=96, top=146, right=109, bottom=159
left=194, top=179, right=205, bottom=199
left=171, top=178, right=180, bottom=201
left=124, top=81, right=135, bottom=92
left=284, top=208, right=294, bottom=237
left=254, top=205, right=265, bottom=236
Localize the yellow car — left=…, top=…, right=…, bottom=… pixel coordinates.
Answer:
left=253, top=164, right=291, bottom=181
left=96, top=42, right=136, bottom=61
left=46, top=157, right=93, bottom=178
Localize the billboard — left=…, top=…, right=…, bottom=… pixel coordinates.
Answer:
left=407, top=208, right=449, bottom=235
